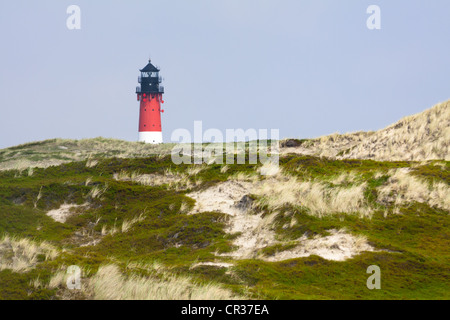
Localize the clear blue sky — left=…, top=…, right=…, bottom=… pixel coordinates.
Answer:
left=0, top=0, right=449, bottom=148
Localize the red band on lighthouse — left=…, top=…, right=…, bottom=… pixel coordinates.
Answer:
left=139, top=98, right=162, bottom=132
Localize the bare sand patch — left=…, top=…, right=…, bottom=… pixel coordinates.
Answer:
left=187, top=180, right=375, bottom=262
left=46, top=203, right=88, bottom=223
left=187, top=180, right=277, bottom=260
left=223, top=213, right=277, bottom=260
left=187, top=180, right=255, bottom=216
left=190, top=262, right=234, bottom=268
left=264, top=229, right=374, bottom=262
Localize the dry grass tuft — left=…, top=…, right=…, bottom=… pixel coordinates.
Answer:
left=331, top=171, right=359, bottom=185
left=179, top=201, right=190, bottom=214
left=47, top=270, right=69, bottom=289
left=258, top=161, right=281, bottom=176
left=186, top=165, right=206, bottom=176
left=377, top=168, right=450, bottom=211
left=113, top=169, right=199, bottom=191
left=85, top=156, right=99, bottom=168
left=33, top=186, right=43, bottom=208
left=121, top=213, right=146, bottom=233
left=229, top=171, right=260, bottom=183
left=102, top=213, right=146, bottom=236
left=29, top=276, right=44, bottom=289
left=88, top=184, right=108, bottom=199
left=44, top=265, right=92, bottom=293
left=33, top=261, right=231, bottom=300
left=0, top=235, right=59, bottom=272
left=254, top=175, right=372, bottom=218
left=89, top=264, right=240, bottom=300
left=85, top=177, right=93, bottom=186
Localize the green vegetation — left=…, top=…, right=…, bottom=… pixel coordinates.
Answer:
left=0, top=148, right=449, bottom=300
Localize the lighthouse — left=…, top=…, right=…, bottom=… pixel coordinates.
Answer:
left=136, top=59, right=165, bottom=144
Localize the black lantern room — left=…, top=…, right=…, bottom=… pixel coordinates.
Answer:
left=136, top=59, right=164, bottom=94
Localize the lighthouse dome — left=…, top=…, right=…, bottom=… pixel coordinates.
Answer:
left=140, top=61, right=160, bottom=72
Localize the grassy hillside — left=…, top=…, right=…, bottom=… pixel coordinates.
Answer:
left=1, top=100, right=448, bottom=174
left=0, top=137, right=175, bottom=171
left=0, top=151, right=448, bottom=299
left=0, top=101, right=449, bottom=299
left=281, top=100, right=450, bottom=161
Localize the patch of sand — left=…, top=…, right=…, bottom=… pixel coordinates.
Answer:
left=187, top=181, right=375, bottom=262
left=188, top=181, right=254, bottom=216
left=190, top=262, right=233, bottom=268
left=264, top=229, right=374, bottom=262
left=188, top=180, right=277, bottom=260
left=221, top=210, right=278, bottom=260
left=79, top=238, right=102, bottom=247
left=46, top=203, right=88, bottom=223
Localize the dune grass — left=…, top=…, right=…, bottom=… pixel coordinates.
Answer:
left=0, top=235, right=58, bottom=272
left=0, top=149, right=448, bottom=299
